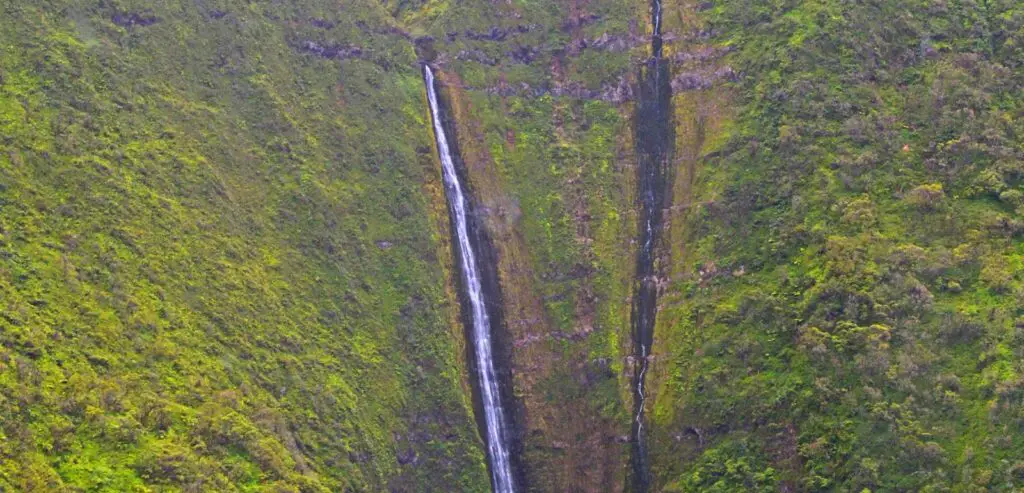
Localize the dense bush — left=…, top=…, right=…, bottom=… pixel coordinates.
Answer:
left=0, top=1, right=489, bottom=490
left=653, top=0, right=1024, bottom=490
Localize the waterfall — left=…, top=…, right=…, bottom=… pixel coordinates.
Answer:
left=423, top=65, right=517, bottom=493
left=630, top=0, right=672, bottom=489
left=653, top=0, right=662, bottom=39
left=651, top=0, right=664, bottom=58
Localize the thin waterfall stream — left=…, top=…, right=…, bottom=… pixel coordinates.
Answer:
left=423, top=65, right=517, bottom=493
left=630, top=0, right=671, bottom=490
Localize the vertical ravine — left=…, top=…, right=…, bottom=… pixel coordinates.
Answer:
left=423, top=65, right=518, bottom=493
left=630, top=0, right=672, bottom=490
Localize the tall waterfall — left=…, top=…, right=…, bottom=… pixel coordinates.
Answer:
left=630, top=0, right=672, bottom=489
left=424, top=65, right=517, bottom=493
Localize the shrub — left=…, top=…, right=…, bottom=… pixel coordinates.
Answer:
left=905, top=183, right=945, bottom=210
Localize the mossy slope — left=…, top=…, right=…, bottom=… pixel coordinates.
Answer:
left=3, top=0, right=1024, bottom=491
left=0, top=1, right=488, bottom=491
left=400, top=0, right=649, bottom=489
left=651, top=0, right=1024, bottom=490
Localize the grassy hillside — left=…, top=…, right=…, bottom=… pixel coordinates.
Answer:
left=3, top=0, right=1023, bottom=491
left=652, top=0, right=1024, bottom=490
left=0, top=1, right=489, bottom=491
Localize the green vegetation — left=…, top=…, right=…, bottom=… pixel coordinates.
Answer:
left=653, top=0, right=1024, bottom=490
left=3, top=0, right=1023, bottom=491
left=0, top=1, right=488, bottom=491
left=404, top=0, right=645, bottom=488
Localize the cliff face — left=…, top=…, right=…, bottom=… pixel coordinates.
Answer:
left=650, top=0, right=1024, bottom=491
left=3, top=0, right=1024, bottom=492
left=0, top=1, right=489, bottom=491
left=404, top=1, right=648, bottom=490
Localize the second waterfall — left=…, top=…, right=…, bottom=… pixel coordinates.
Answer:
left=630, top=0, right=673, bottom=489
left=423, top=65, right=518, bottom=493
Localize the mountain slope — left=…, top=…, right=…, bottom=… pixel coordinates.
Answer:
left=651, top=0, right=1024, bottom=490
left=0, top=1, right=488, bottom=491
left=1, top=0, right=1023, bottom=492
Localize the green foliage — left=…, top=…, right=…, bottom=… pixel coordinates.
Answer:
left=655, top=0, right=1024, bottom=490
left=4, top=0, right=1023, bottom=490
left=0, top=1, right=487, bottom=491
left=405, top=0, right=642, bottom=486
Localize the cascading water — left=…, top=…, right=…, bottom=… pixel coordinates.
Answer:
left=630, top=0, right=672, bottom=490
left=423, top=65, right=517, bottom=493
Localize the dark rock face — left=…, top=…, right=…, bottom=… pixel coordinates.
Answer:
left=455, top=24, right=537, bottom=42
left=112, top=12, right=159, bottom=27
left=589, top=33, right=636, bottom=52
left=507, top=45, right=541, bottom=64
left=630, top=1, right=675, bottom=487
left=562, top=14, right=602, bottom=31
left=670, top=67, right=736, bottom=91
left=456, top=49, right=499, bottom=66
left=397, top=448, right=418, bottom=465
left=297, top=41, right=364, bottom=60
left=474, top=75, right=633, bottom=103
left=309, top=18, right=336, bottom=29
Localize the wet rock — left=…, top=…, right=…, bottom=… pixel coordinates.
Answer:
left=566, top=38, right=589, bottom=55
left=600, top=77, right=634, bottom=104
left=582, top=358, right=615, bottom=386
left=310, top=18, right=335, bottom=29
left=451, top=24, right=536, bottom=42
left=112, top=11, right=158, bottom=27
left=680, top=28, right=720, bottom=42
left=565, top=32, right=645, bottom=56
left=397, top=448, right=418, bottom=465
left=552, top=81, right=599, bottom=100
left=589, top=32, right=635, bottom=53
left=670, top=66, right=736, bottom=92
left=508, top=45, right=541, bottom=64
left=514, top=333, right=543, bottom=348
left=468, top=26, right=508, bottom=41
left=562, top=14, right=601, bottom=31
left=484, top=81, right=547, bottom=99
left=414, top=36, right=437, bottom=62
left=456, top=49, right=498, bottom=66
left=298, top=40, right=363, bottom=60
left=671, top=72, right=713, bottom=91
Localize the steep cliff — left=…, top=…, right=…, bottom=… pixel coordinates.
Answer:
left=650, top=0, right=1024, bottom=490
left=2, top=0, right=1023, bottom=491
left=0, top=1, right=489, bottom=491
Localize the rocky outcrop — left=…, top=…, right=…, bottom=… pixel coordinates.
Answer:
left=111, top=11, right=159, bottom=27
left=670, top=66, right=737, bottom=91
left=296, top=40, right=364, bottom=60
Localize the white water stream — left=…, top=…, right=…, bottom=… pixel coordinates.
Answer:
left=424, top=66, right=516, bottom=493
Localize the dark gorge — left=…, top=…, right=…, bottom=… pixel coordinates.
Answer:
left=629, top=0, right=674, bottom=490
